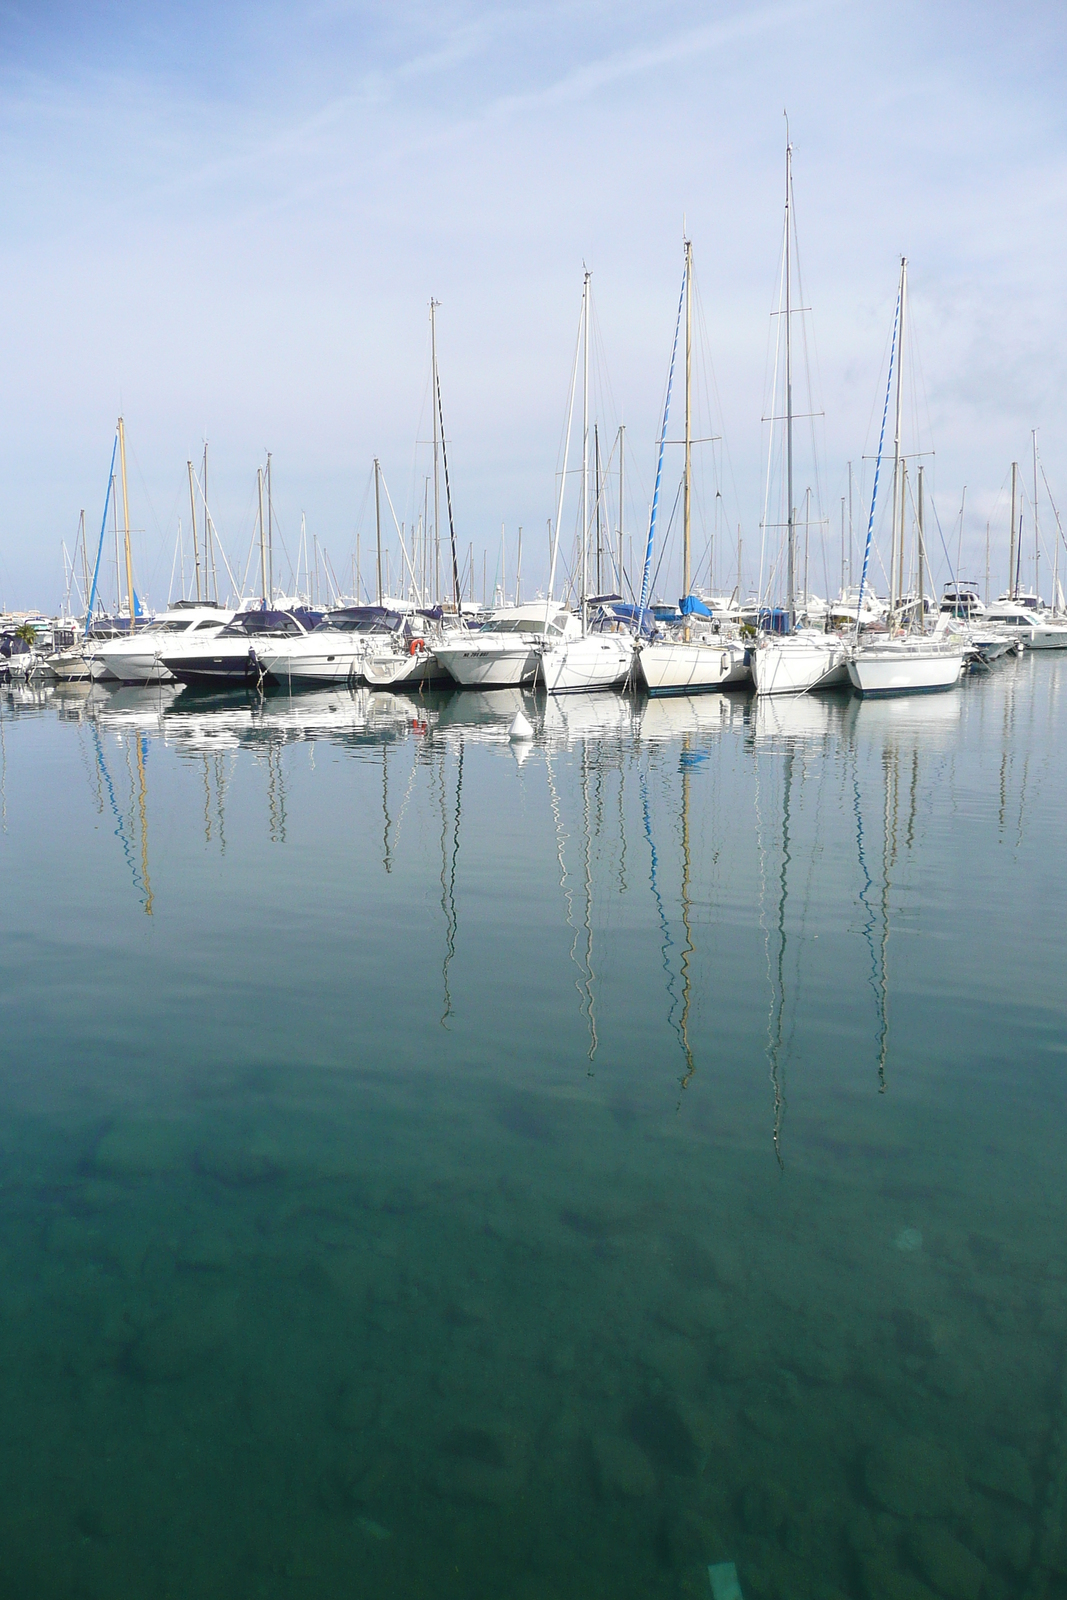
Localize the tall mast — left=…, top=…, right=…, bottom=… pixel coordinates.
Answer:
left=784, top=142, right=795, bottom=627
left=79, top=510, right=89, bottom=620
left=266, top=452, right=274, bottom=604
left=203, top=443, right=215, bottom=602
left=581, top=270, right=590, bottom=632
left=594, top=425, right=603, bottom=594
left=684, top=235, right=692, bottom=603
left=1009, top=460, right=1018, bottom=599
left=848, top=461, right=854, bottom=587
left=618, top=425, right=625, bottom=593
left=890, top=256, right=907, bottom=622
left=374, top=457, right=383, bottom=605
left=1033, top=430, right=1040, bottom=600
left=187, top=461, right=202, bottom=602
left=430, top=300, right=441, bottom=603
left=917, top=463, right=925, bottom=628
left=257, top=467, right=267, bottom=601
left=118, top=416, right=135, bottom=633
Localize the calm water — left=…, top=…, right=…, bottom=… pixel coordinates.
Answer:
left=0, top=659, right=1065, bottom=1600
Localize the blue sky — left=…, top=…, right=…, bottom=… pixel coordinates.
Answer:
left=1, top=1, right=1065, bottom=608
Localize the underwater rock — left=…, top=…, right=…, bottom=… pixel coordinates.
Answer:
left=126, top=1298, right=232, bottom=1381
left=967, top=1444, right=1035, bottom=1506
left=738, top=1479, right=790, bottom=1536
left=94, top=1119, right=191, bottom=1178
left=591, top=1432, right=657, bottom=1497
left=434, top=1423, right=527, bottom=1504
left=645, top=1333, right=708, bottom=1396
left=864, top=1435, right=969, bottom=1519
left=906, top=1524, right=986, bottom=1599
left=194, top=1142, right=282, bottom=1186
left=628, top=1394, right=698, bottom=1474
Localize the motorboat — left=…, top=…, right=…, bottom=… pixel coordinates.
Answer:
left=253, top=606, right=412, bottom=686
left=982, top=600, right=1067, bottom=649
left=87, top=603, right=233, bottom=683
left=160, top=609, right=312, bottom=686
left=435, top=604, right=578, bottom=689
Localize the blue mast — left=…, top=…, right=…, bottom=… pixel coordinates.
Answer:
left=85, top=434, right=118, bottom=637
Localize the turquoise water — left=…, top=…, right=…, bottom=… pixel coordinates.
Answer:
left=0, top=659, right=1065, bottom=1599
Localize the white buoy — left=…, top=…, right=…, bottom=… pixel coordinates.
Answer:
left=508, top=711, right=534, bottom=741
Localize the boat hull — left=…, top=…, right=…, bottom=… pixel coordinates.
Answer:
left=360, top=650, right=449, bottom=688
left=753, top=638, right=848, bottom=696
left=541, top=634, right=633, bottom=694
left=637, top=639, right=746, bottom=695
left=89, top=650, right=175, bottom=684
left=436, top=643, right=541, bottom=688
left=161, top=651, right=263, bottom=686
left=254, top=649, right=366, bottom=684
left=847, top=646, right=964, bottom=696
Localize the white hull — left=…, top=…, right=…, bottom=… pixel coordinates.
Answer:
left=753, top=636, right=848, bottom=696
left=91, top=652, right=175, bottom=684
left=1026, top=629, right=1067, bottom=650
left=361, top=649, right=444, bottom=688
left=847, top=642, right=964, bottom=695
left=256, top=649, right=366, bottom=684
left=436, top=642, right=540, bottom=688
left=48, top=651, right=93, bottom=681
left=540, top=634, right=633, bottom=694
left=637, top=639, right=747, bottom=695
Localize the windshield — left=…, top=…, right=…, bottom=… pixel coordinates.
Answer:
left=153, top=619, right=194, bottom=634
left=220, top=613, right=305, bottom=638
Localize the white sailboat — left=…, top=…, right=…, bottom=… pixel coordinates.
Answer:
left=752, top=141, right=848, bottom=697
left=847, top=258, right=965, bottom=696
left=540, top=272, right=634, bottom=694
left=637, top=238, right=748, bottom=696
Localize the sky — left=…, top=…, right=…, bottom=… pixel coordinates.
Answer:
left=0, top=0, right=1065, bottom=611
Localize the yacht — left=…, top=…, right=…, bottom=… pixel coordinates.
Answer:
left=752, top=631, right=849, bottom=695
left=435, top=604, right=577, bottom=689
left=846, top=634, right=966, bottom=695
left=88, top=603, right=233, bottom=683
left=159, top=608, right=312, bottom=686
left=253, top=606, right=413, bottom=686
left=982, top=599, right=1067, bottom=649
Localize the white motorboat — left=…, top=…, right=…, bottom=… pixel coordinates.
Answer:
left=982, top=600, right=1067, bottom=650
left=436, top=605, right=577, bottom=689
left=752, top=632, right=849, bottom=695
left=160, top=608, right=311, bottom=687
left=254, top=606, right=412, bottom=685
left=88, top=603, right=233, bottom=683
left=846, top=635, right=965, bottom=695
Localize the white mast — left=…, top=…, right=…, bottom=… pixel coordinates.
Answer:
left=889, top=256, right=907, bottom=623
left=581, top=270, right=590, bottom=634
left=785, top=141, right=795, bottom=626
left=430, top=300, right=441, bottom=603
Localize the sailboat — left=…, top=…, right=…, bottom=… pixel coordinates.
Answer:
left=636, top=238, right=748, bottom=695
left=538, top=272, right=634, bottom=694
left=846, top=258, right=965, bottom=696
left=752, top=141, right=848, bottom=697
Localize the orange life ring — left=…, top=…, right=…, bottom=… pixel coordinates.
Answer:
left=409, top=638, right=426, bottom=655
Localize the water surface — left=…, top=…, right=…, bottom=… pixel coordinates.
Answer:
left=0, top=659, right=1064, bottom=1600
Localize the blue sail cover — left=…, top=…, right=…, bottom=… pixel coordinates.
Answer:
left=679, top=594, right=711, bottom=617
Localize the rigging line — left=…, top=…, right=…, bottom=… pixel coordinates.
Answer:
left=758, top=193, right=789, bottom=610
left=437, top=749, right=455, bottom=1026
left=854, top=279, right=901, bottom=638
left=640, top=259, right=687, bottom=614
left=435, top=369, right=462, bottom=612
left=85, top=436, right=119, bottom=635
left=90, top=722, right=144, bottom=901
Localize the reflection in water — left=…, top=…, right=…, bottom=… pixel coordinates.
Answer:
left=1, top=660, right=1066, bottom=1598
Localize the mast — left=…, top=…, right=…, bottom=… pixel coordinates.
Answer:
left=848, top=461, right=854, bottom=587
left=266, top=452, right=274, bottom=604
left=1033, top=430, right=1040, bottom=600
left=785, top=142, right=795, bottom=627
left=581, top=270, right=590, bottom=633
left=684, top=234, right=692, bottom=606
left=374, top=457, right=383, bottom=605
left=187, top=461, right=202, bottom=602
left=203, top=443, right=215, bottom=603
left=79, top=510, right=89, bottom=621
left=1009, top=460, right=1018, bottom=599
left=917, top=463, right=925, bottom=629
left=257, top=468, right=267, bottom=602
left=118, top=416, right=135, bottom=633
left=890, top=256, right=907, bottom=623
left=594, top=426, right=603, bottom=594
left=618, top=424, right=625, bottom=592
left=430, top=300, right=441, bottom=603
left=516, top=527, right=522, bottom=604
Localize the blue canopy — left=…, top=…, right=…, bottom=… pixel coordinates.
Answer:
left=679, top=594, right=711, bottom=617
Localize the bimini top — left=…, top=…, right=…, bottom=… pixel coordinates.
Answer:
left=219, top=610, right=309, bottom=638
left=313, top=607, right=405, bottom=634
